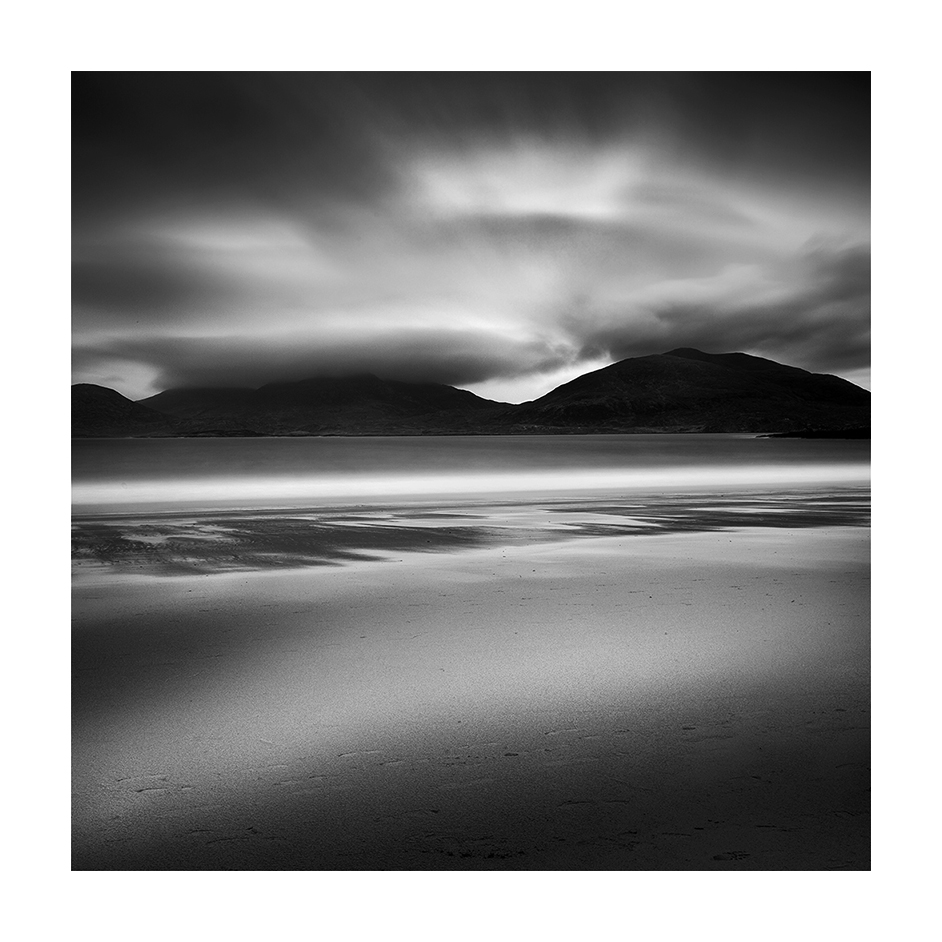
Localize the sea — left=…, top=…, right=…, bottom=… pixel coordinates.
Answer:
left=72, top=434, right=870, bottom=516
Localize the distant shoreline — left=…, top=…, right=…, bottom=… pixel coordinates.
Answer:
left=72, top=428, right=871, bottom=440
left=759, top=427, right=870, bottom=440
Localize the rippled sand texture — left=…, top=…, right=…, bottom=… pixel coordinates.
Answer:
left=72, top=495, right=869, bottom=870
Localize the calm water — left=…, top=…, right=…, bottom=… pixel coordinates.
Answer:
left=72, top=435, right=870, bottom=514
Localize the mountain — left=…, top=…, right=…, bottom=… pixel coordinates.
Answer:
left=138, top=374, right=507, bottom=435
left=72, top=384, right=178, bottom=437
left=504, top=349, right=870, bottom=433
left=137, top=386, right=255, bottom=419
left=72, top=349, right=870, bottom=437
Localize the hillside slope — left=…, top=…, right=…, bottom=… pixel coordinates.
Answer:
left=505, top=349, right=869, bottom=433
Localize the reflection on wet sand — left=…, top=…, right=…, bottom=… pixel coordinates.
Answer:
left=72, top=488, right=869, bottom=577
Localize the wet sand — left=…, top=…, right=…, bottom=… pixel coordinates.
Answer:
left=73, top=497, right=869, bottom=870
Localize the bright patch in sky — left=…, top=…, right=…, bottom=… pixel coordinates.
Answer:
left=72, top=74, right=869, bottom=401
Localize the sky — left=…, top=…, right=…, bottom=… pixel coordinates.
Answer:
left=72, top=72, right=870, bottom=402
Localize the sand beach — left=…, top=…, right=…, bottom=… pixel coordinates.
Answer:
left=72, top=492, right=869, bottom=870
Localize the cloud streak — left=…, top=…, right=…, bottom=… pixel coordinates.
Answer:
left=571, top=243, right=871, bottom=374
left=72, top=73, right=870, bottom=400
left=72, top=325, right=577, bottom=392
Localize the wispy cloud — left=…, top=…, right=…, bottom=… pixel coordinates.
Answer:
left=72, top=73, right=870, bottom=400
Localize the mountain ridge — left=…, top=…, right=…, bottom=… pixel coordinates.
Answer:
left=72, top=349, right=870, bottom=437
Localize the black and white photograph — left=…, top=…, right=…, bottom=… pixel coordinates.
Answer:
left=71, top=71, right=870, bottom=871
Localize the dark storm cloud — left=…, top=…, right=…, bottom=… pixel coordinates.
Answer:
left=575, top=243, right=871, bottom=375
left=72, top=72, right=870, bottom=399
left=73, top=250, right=226, bottom=317
left=72, top=73, right=398, bottom=224
left=330, top=72, right=869, bottom=186
left=73, top=72, right=869, bottom=220
left=72, top=327, right=573, bottom=391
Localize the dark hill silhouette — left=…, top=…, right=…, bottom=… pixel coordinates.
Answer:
left=138, top=387, right=255, bottom=419
left=505, top=349, right=869, bottom=432
left=138, top=374, right=507, bottom=435
left=72, top=384, right=177, bottom=437
left=71, top=349, right=870, bottom=437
